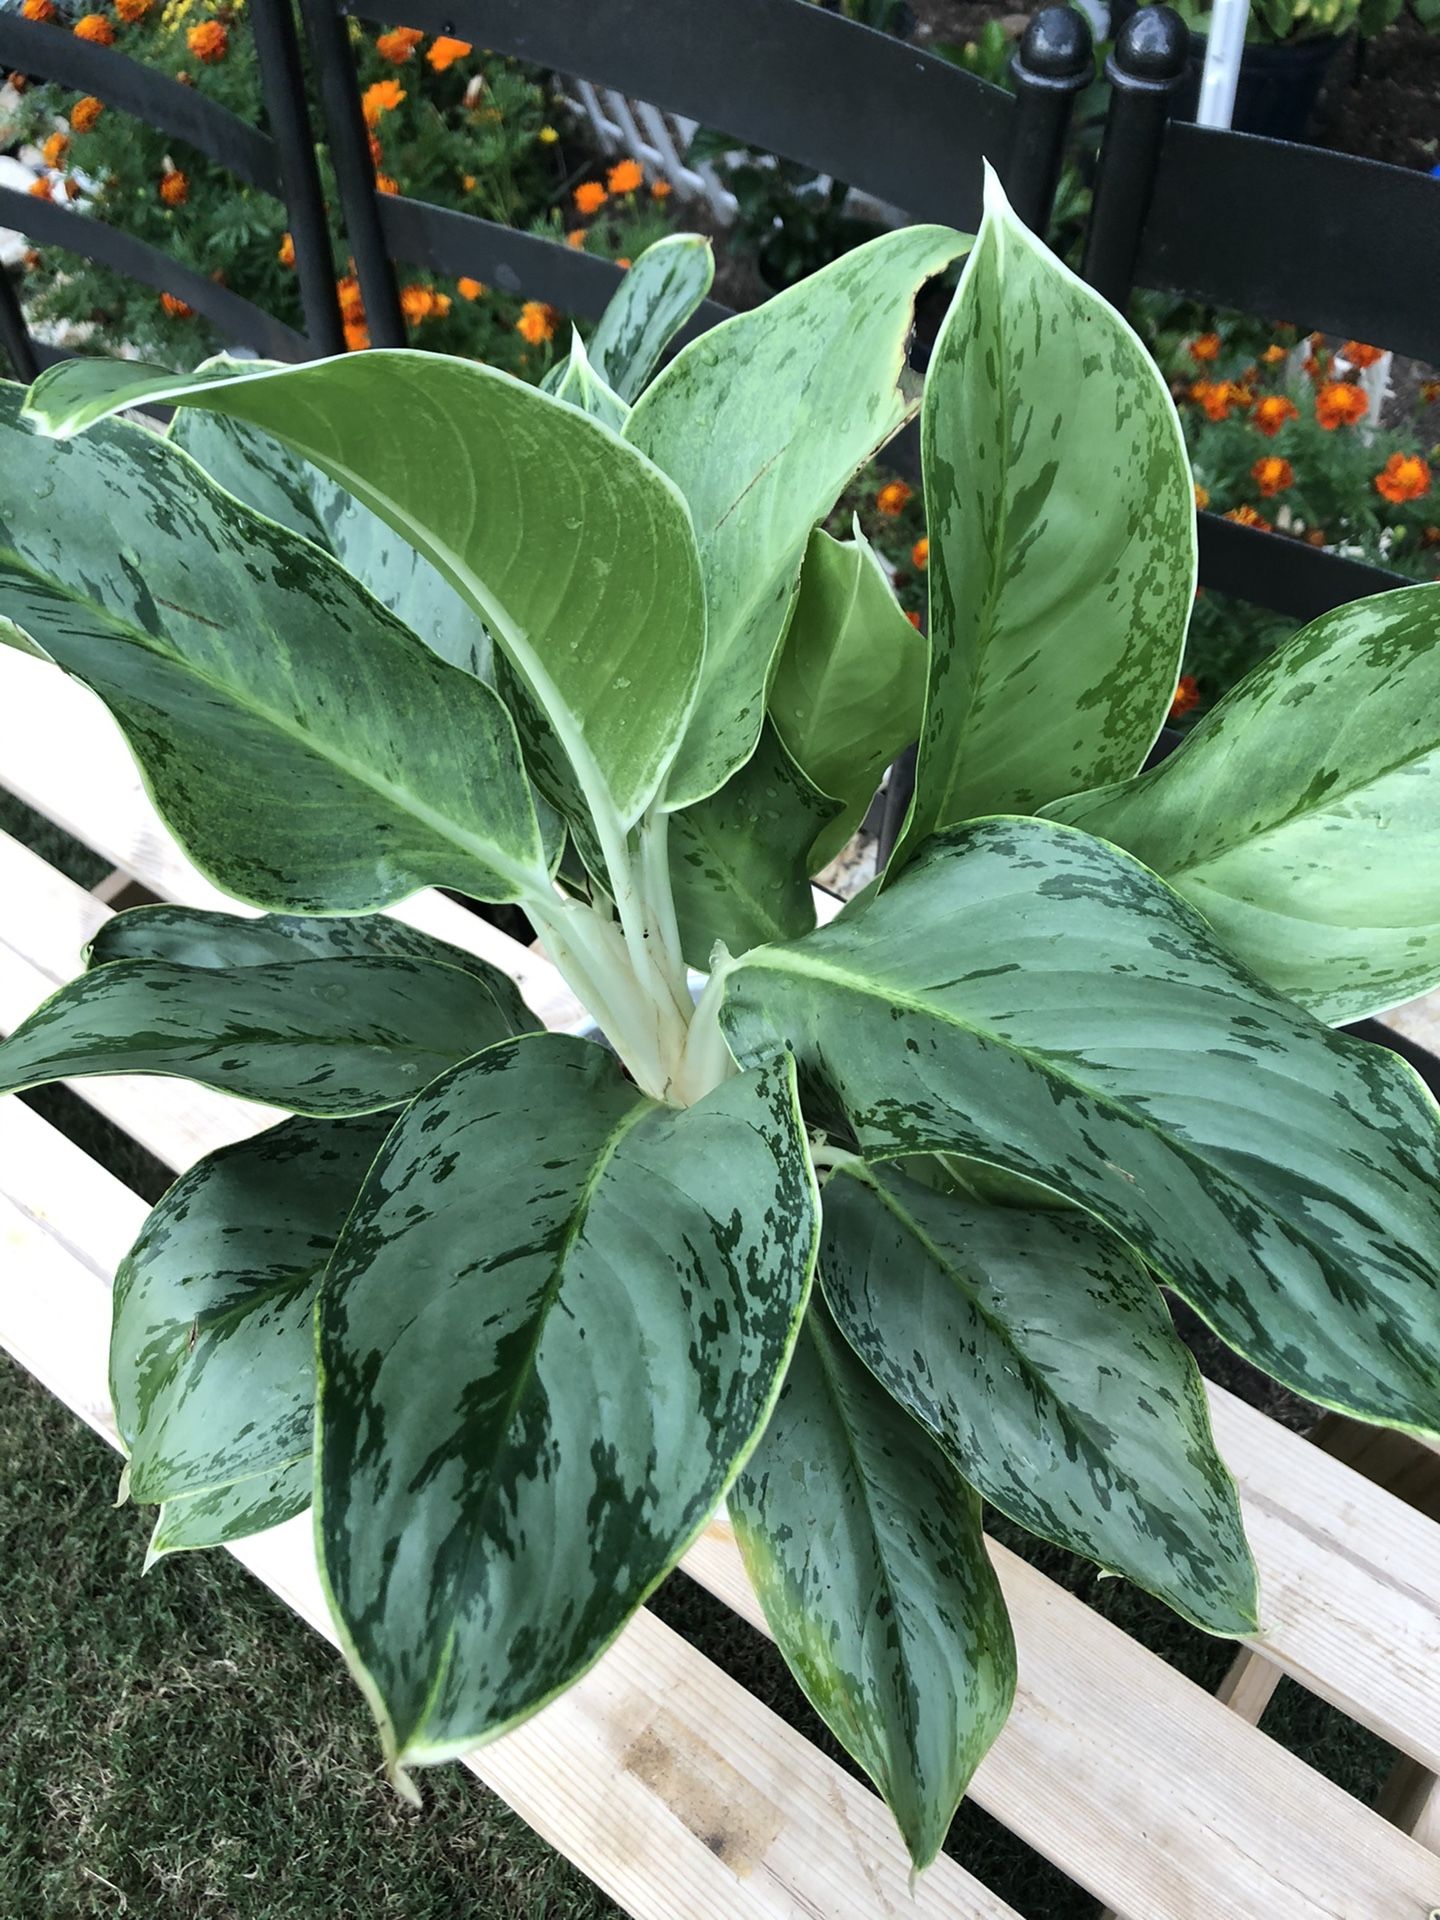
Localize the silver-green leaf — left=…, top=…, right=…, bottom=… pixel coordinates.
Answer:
left=587, top=233, right=715, bottom=401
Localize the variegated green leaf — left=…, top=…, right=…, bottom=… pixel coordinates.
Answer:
left=24, top=352, right=707, bottom=833
left=669, top=722, right=840, bottom=970
left=587, top=233, right=715, bottom=401
left=1045, top=583, right=1440, bottom=1025
left=894, top=167, right=1193, bottom=864
left=730, top=1297, right=1014, bottom=1870
left=626, top=224, right=968, bottom=808
left=169, top=389, right=493, bottom=680
left=544, top=332, right=631, bottom=433
left=820, top=1163, right=1258, bottom=1632
left=86, top=903, right=532, bottom=1032
left=0, top=953, right=522, bottom=1114
left=768, top=523, right=926, bottom=868
left=722, top=816, right=1440, bottom=1435
left=147, top=1459, right=313, bottom=1563
left=113, top=1114, right=389, bottom=1506
left=316, top=1035, right=817, bottom=1779
left=0, top=388, right=549, bottom=911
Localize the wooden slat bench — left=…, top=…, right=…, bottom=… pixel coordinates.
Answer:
left=4, top=644, right=1440, bottom=1919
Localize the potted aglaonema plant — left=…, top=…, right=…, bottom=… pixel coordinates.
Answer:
left=2, top=169, right=1440, bottom=1871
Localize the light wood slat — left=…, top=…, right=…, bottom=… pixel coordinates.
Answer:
left=0, top=1096, right=1016, bottom=1920
left=0, top=651, right=585, bottom=1032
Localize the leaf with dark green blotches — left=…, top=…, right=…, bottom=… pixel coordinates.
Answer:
left=315, top=1033, right=817, bottom=1780
left=147, top=1458, right=313, bottom=1563
left=24, top=352, right=707, bottom=836
left=1046, top=582, right=1440, bottom=1025
left=721, top=814, right=1440, bottom=1436
left=730, top=1297, right=1014, bottom=1870
left=113, top=1115, right=389, bottom=1514
left=587, top=234, right=715, bottom=402
left=894, top=167, right=1193, bottom=865
left=669, top=722, right=841, bottom=969
left=625, top=223, right=968, bottom=808
left=543, top=333, right=631, bottom=433
left=0, top=955, right=524, bottom=1114
left=87, top=903, right=533, bottom=1033
left=820, top=1162, right=1258, bottom=1632
left=0, top=388, right=551, bottom=913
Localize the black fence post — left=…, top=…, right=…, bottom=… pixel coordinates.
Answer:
left=251, top=0, right=345, bottom=356
left=1006, top=5, right=1094, bottom=234
left=0, top=266, right=40, bottom=385
left=297, top=0, right=406, bottom=347
left=1080, top=4, right=1189, bottom=310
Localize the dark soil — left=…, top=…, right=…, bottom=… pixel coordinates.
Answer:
left=1314, top=14, right=1440, bottom=171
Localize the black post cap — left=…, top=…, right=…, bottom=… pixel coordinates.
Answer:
left=1014, top=4, right=1095, bottom=89
left=1109, top=4, right=1191, bottom=88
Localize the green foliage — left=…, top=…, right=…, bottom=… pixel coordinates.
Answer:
left=8, top=193, right=1440, bottom=1874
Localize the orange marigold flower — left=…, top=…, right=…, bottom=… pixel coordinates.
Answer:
left=904, top=610, right=922, bottom=630
left=1188, top=379, right=1236, bottom=424
left=375, top=174, right=399, bottom=195
left=72, top=14, right=115, bottom=44
left=460, top=173, right=477, bottom=192
left=343, top=317, right=370, bottom=352
left=159, top=169, right=188, bottom=206
left=1187, top=332, right=1221, bottom=363
left=9, top=73, right=29, bottom=91
left=160, top=292, right=193, bottom=317
left=1194, top=483, right=1210, bottom=511
left=336, top=274, right=365, bottom=324
left=911, top=537, right=929, bottom=570
left=457, top=276, right=486, bottom=300
left=186, top=19, right=227, bottom=60
left=1224, top=503, right=1272, bottom=532
left=41, top=131, right=68, bottom=168
left=1315, top=380, right=1368, bottom=430
left=607, top=157, right=643, bottom=195
left=400, top=283, right=448, bottom=324
left=1251, top=455, right=1294, bottom=498
left=376, top=25, right=423, bottom=63
left=22, top=248, right=41, bottom=270
left=876, top=480, right=912, bottom=517
left=1261, top=343, right=1287, bottom=364
left=1420, top=525, right=1440, bottom=550
left=1169, top=674, right=1201, bottom=719
left=27, top=176, right=51, bottom=199
left=116, top=0, right=151, bottom=21
left=71, top=95, right=104, bottom=132
left=426, top=34, right=471, bottom=70
left=1252, top=394, right=1299, bottom=438
left=516, top=299, right=557, bottom=345
left=1374, top=453, right=1431, bottom=506
left=21, top=0, right=57, bottom=21
left=651, top=179, right=672, bottom=201
left=1340, top=340, right=1383, bottom=369
left=369, top=133, right=384, bottom=165
left=1422, top=381, right=1440, bottom=406
left=361, top=79, right=405, bottom=125
left=573, top=180, right=607, bottom=216
left=565, top=227, right=586, bottom=249
left=277, top=231, right=295, bottom=268
left=616, top=257, right=631, bottom=269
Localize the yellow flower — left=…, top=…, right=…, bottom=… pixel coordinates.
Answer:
left=607, top=157, right=643, bottom=195
left=457, top=276, right=486, bottom=300
left=73, top=14, right=116, bottom=45
left=875, top=480, right=912, bottom=517
left=538, top=124, right=559, bottom=144
left=361, top=78, right=405, bottom=126
left=71, top=95, right=104, bottom=132
left=516, top=300, right=557, bottom=345
left=186, top=19, right=228, bottom=61
left=375, top=25, right=423, bottom=63
left=573, top=181, right=607, bottom=216
left=426, top=34, right=471, bottom=70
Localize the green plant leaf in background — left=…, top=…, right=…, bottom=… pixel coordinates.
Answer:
left=24, top=351, right=707, bottom=835
left=625, top=223, right=967, bottom=808
left=0, top=391, right=551, bottom=912
left=147, top=1458, right=313, bottom=1564
left=767, top=522, right=926, bottom=866
left=315, top=1036, right=817, bottom=1781
left=893, top=166, right=1194, bottom=866
left=721, top=816, right=1440, bottom=1436
left=730, top=1296, right=1015, bottom=1869
left=1045, top=584, right=1440, bottom=1025
left=0, top=953, right=524, bottom=1115
left=87, top=904, right=533, bottom=1032
left=112, top=1114, right=391, bottom=1511
left=587, top=233, right=715, bottom=402
left=668, top=722, right=841, bottom=970
left=820, top=1163, right=1258, bottom=1631
left=169, top=389, right=494, bottom=680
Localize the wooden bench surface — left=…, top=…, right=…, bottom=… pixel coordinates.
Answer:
left=3, top=647, right=1440, bottom=1919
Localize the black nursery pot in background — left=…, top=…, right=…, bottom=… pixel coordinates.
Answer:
left=1173, top=28, right=1347, bottom=141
